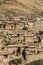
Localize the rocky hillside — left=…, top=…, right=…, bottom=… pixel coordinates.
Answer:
left=0, top=0, right=43, bottom=17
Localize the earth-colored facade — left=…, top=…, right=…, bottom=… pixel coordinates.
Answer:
left=0, top=0, right=43, bottom=65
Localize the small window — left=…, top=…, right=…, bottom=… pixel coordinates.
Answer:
left=3, top=24, right=6, bottom=29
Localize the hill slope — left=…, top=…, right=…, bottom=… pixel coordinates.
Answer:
left=0, top=0, right=43, bottom=17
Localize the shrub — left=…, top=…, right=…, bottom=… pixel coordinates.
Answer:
left=9, top=58, right=22, bottom=65
left=25, top=59, right=43, bottom=65
left=4, top=39, right=11, bottom=46
left=4, top=41, right=11, bottom=46
left=23, top=27, right=28, bottom=30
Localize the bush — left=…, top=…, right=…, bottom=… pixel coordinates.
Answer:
left=23, top=27, right=28, bottom=30
left=9, top=58, right=22, bottom=65
left=16, top=58, right=22, bottom=64
left=25, top=59, right=43, bottom=65
left=4, top=39, right=11, bottom=46
left=4, top=41, right=11, bottom=46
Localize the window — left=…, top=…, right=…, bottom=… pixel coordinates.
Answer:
left=0, top=24, right=1, bottom=28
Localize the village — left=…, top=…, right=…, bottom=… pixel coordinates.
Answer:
left=0, top=13, right=43, bottom=65
left=0, top=0, right=43, bottom=65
